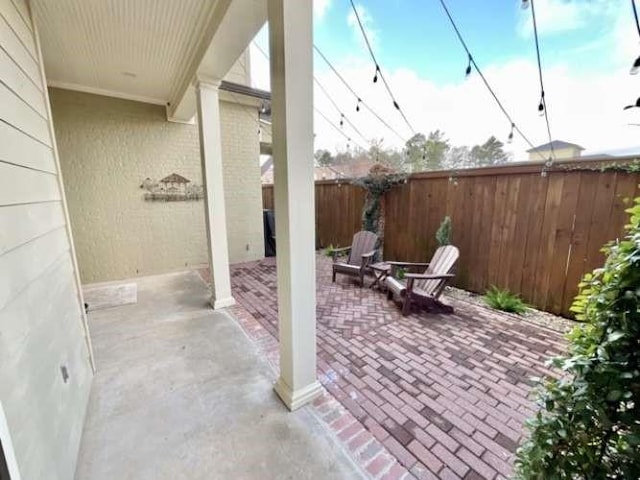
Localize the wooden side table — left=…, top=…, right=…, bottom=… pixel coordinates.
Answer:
left=369, top=262, right=391, bottom=290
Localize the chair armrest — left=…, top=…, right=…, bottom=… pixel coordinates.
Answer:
left=360, top=250, right=377, bottom=270
left=404, top=273, right=455, bottom=280
left=331, top=246, right=351, bottom=262
left=387, top=261, right=431, bottom=268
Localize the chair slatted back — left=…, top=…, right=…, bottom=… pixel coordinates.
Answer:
left=416, top=245, right=459, bottom=297
left=348, top=231, right=378, bottom=266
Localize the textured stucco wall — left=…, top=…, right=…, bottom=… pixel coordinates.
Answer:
left=50, top=88, right=264, bottom=284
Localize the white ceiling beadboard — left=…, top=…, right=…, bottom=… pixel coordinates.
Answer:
left=32, top=0, right=220, bottom=104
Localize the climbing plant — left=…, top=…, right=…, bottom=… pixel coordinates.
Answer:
left=352, top=164, right=406, bottom=249
left=515, top=197, right=640, bottom=479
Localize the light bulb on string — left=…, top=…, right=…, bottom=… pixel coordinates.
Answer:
left=373, top=65, right=380, bottom=83
left=631, top=55, right=640, bottom=75
left=356, top=98, right=361, bottom=112
left=507, top=123, right=515, bottom=143
left=521, top=0, right=530, bottom=10
left=339, top=114, right=344, bottom=127
left=538, top=97, right=545, bottom=116
left=465, top=55, right=472, bottom=77
left=393, top=101, right=400, bottom=110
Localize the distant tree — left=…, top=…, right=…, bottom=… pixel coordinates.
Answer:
left=314, top=149, right=335, bottom=166
left=470, top=136, right=510, bottom=166
left=367, top=139, right=406, bottom=172
left=405, top=131, right=450, bottom=172
left=445, top=145, right=472, bottom=170
left=405, top=133, right=427, bottom=170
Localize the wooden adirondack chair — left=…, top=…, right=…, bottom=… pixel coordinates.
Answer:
left=384, top=245, right=459, bottom=316
left=331, top=231, right=379, bottom=287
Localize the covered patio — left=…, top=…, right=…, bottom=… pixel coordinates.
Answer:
left=225, top=254, right=566, bottom=479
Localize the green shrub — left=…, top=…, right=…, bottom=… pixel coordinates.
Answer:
left=484, top=286, right=528, bottom=314
left=515, top=197, right=640, bottom=479
left=436, top=216, right=452, bottom=246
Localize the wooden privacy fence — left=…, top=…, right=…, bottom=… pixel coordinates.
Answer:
left=262, top=158, right=640, bottom=316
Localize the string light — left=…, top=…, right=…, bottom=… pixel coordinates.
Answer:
left=348, top=0, right=416, bottom=135
left=313, top=45, right=408, bottom=144
left=538, top=95, right=545, bottom=115
left=521, top=0, right=530, bottom=10
left=507, top=123, right=515, bottom=143
left=315, top=108, right=368, bottom=151
left=356, top=98, right=361, bottom=112
left=529, top=0, right=556, bottom=160
left=623, top=97, right=640, bottom=110
left=339, top=113, right=344, bottom=127
left=631, top=0, right=640, bottom=74
left=437, top=0, right=547, bottom=161
left=465, top=54, right=472, bottom=77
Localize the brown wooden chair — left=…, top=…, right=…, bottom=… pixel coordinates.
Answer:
left=384, top=245, right=459, bottom=316
left=331, top=231, right=379, bottom=287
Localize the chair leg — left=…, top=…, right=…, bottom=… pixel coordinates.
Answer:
left=402, top=296, right=411, bottom=316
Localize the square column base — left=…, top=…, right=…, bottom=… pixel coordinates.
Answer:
left=274, top=377, right=323, bottom=411
left=209, top=296, right=236, bottom=310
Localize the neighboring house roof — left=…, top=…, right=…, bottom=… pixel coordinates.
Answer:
left=160, top=173, right=190, bottom=184
left=527, top=140, right=585, bottom=153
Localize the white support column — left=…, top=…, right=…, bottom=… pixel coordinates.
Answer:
left=269, top=0, right=322, bottom=411
left=195, top=79, right=235, bottom=310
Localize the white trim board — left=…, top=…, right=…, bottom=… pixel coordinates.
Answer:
left=0, top=402, right=22, bottom=480
left=46, top=80, right=167, bottom=106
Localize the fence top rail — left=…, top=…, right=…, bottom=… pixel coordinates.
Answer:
left=260, top=154, right=640, bottom=187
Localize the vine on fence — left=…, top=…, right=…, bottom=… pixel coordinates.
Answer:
left=352, top=164, right=407, bottom=254
left=556, top=159, right=640, bottom=173
left=515, top=197, right=640, bottom=479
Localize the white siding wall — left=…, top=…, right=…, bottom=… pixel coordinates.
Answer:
left=0, top=1, right=93, bottom=479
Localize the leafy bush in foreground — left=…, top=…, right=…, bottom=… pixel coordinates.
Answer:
left=515, top=197, right=640, bottom=479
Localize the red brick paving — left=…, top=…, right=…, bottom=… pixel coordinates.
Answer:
left=225, top=255, right=566, bottom=479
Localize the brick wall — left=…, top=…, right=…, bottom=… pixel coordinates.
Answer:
left=50, top=88, right=264, bottom=284
left=220, top=99, right=265, bottom=265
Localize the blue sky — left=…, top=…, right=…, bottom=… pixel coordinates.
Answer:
left=252, top=0, right=639, bottom=159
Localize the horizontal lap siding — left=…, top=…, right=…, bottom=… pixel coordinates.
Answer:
left=263, top=166, right=640, bottom=317
left=0, top=2, right=92, bottom=480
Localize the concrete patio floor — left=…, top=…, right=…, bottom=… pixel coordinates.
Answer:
left=74, top=270, right=367, bottom=480
left=228, top=255, right=567, bottom=480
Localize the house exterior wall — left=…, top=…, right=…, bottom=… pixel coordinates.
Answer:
left=50, top=88, right=264, bottom=284
left=219, top=98, right=265, bottom=264
left=528, top=146, right=581, bottom=161
left=0, top=1, right=93, bottom=479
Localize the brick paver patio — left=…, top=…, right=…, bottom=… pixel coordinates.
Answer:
left=227, top=255, right=566, bottom=479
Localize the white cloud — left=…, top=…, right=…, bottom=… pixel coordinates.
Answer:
left=250, top=11, right=640, bottom=161
left=311, top=56, right=640, bottom=159
left=314, top=0, right=332, bottom=21
left=347, top=3, right=378, bottom=50
left=517, top=0, right=617, bottom=38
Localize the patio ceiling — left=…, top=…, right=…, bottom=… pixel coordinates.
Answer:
left=32, top=0, right=266, bottom=119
